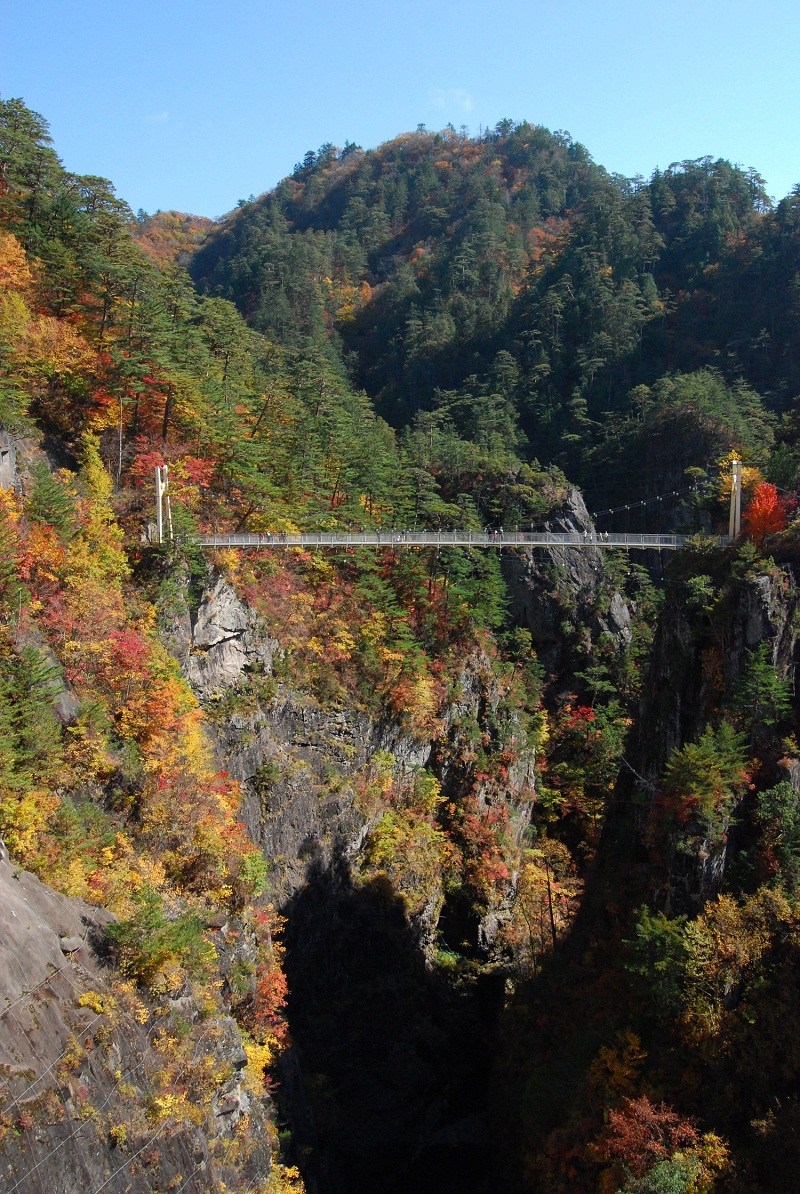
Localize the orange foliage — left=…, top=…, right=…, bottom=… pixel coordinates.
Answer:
left=0, top=232, right=34, bottom=295
left=742, top=481, right=790, bottom=544
left=21, top=317, right=95, bottom=379
left=132, top=211, right=213, bottom=267
left=1, top=442, right=260, bottom=911
left=236, top=552, right=447, bottom=733
left=528, top=217, right=571, bottom=267
left=593, top=1096, right=699, bottom=1182
left=251, top=908, right=290, bottom=1048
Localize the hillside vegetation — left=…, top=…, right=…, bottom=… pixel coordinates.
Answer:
left=2, top=99, right=800, bottom=1193
left=191, top=122, right=799, bottom=511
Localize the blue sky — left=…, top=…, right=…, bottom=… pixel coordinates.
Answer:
left=3, top=0, right=799, bottom=218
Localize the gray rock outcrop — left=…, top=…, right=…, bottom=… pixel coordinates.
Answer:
left=501, top=486, right=631, bottom=674
left=168, top=576, right=431, bottom=900
left=631, top=566, right=799, bottom=912
left=0, top=857, right=272, bottom=1193
left=177, top=575, right=280, bottom=697
left=217, top=690, right=430, bottom=900
left=0, top=428, right=16, bottom=489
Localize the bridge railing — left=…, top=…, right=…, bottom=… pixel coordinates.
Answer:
left=195, top=530, right=690, bottom=550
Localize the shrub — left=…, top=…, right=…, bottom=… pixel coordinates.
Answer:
left=660, top=721, right=749, bottom=839
left=104, top=886, right=215, bottom=991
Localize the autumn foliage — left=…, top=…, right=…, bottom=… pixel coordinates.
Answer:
left=594, top=1096, right=700, bottom=1181
left=9, top=94, right=800, bottom=1194
left=742, top=481, right=790, bottom=544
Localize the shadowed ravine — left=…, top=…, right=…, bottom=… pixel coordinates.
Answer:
left=279, top=854, right=503, bottom=1194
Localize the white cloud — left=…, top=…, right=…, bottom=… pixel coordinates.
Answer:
left=146, top=111, right=170, bottom=124
left=430, top=88, right=473, bottom=114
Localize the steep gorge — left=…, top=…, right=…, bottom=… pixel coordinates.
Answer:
left=152, top=484, right=637, bottom=1193
left=166, top=571, right=527, bottom=1193
left=4, top=96, right=800, bottom=1194
left=492, top=545, right=800, bottom=1193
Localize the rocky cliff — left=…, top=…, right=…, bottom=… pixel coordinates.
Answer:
left=501, top=487, right=631, bottom=679
left=620, top=553, right=800, bottom=912
left=165, top=574, right=431, bottom=902
left=0, top=855, right=273, bottom=1194
left=162, top=568, right=542, bottom=1193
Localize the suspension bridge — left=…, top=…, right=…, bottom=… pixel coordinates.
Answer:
left=194, top=529, right=689, bottom=550
left=152, top=462, right=742, bottom=551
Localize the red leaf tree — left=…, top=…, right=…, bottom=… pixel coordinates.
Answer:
left=594, top=1095, right=698, bottom=1180
left=742, top=482, right=790, bottom=544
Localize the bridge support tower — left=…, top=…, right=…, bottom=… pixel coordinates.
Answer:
left=155, top=465, right=172, bottom=544
left=728, top=459, right=742, bottom=540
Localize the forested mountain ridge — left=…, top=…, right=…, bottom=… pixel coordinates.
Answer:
left=191, top=122, right=800, bottom=509
left=4, top=96, right=800, bottom=1194
left=133, top=210, right=214, bottom=268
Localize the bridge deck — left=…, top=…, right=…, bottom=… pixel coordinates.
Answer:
left=195, top=530, right=694, bottom=550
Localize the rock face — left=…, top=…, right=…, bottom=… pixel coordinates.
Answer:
left=180, top=575, right=280, bottom=698
left=169, top=575, right=431, bottom=902
left=0, top=426, right=69, bottom=494
left=501, top=487, right=630, bottom=675
left=170, top=574, right=536, bottom=1194
left=227, top=697, right=430, bottom=899
left=175, top=575, right=538, bottom=918
left=0, top=859, right=197, bottom=1193
left=0, top=428, right=16, bottom=489
left=629, top=566, right=800, bottom=912
left=0, top=857, right=272, bottom=1193
left=636, top=568, right=798, bottom=790
left=17, top=623, right=81, bottom=723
